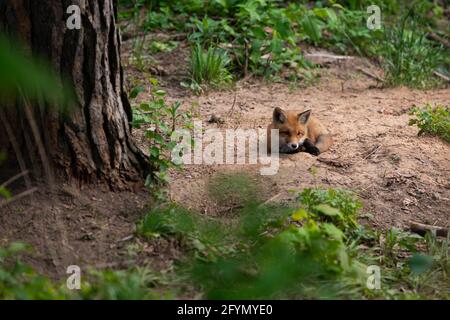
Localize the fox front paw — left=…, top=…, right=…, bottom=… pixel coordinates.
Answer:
left=308, top=146, right=320, bottom=156
left=303, top=139, right=320, bottom=156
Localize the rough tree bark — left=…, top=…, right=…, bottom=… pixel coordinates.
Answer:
left=0, top=0, right=150, bottom=190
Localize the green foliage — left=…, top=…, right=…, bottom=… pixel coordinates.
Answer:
left=0, top=242, right=168, bottom=300
left=185, top=2, right=312, bottom=80
left=182, top=188, right=369, bottom=299
left=0, top=243, right=69, bottom=299
left=2, top=182, right=449, bottom=300
left=79, top=268, right=161, bottom=300
left=380, top=13, right=445, bottom=88
left=138, top=205, right=235, bottom=261
left=321, top=7, right=383, bottom=56
left=0, top=187, right=11, bottom=200
left=408, top=253, right=434, bottom=276
left=0, top=36, right=73, bottom=108
left=149, top=40, right=179, bottom=54
left=184, top=44, right=232, bottom=93
left=119, top=0, right=448, bottom=87
left=409, top=104, right=450, bottom=142
left=130, top=78, right=193, bottom=200
left=137, top=177, right=449, bottom=299
left=298, top=188, right=361, bottom=233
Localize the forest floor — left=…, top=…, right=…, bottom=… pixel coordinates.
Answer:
left=127, top=38, right=450, bottom=232
left=1, top=36, right=449, bottom=280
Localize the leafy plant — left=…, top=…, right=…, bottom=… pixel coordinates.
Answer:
left=298, top=188, right=361, bottom=233
left=149, top=40, right=179, bottom=54
left=79, top=268, right=161, bottom=300
left=409, top=104, right=450, bottom=142
left=0, top=243, right=69, bottom=299
left=119, top=0, right=448, bottom=87
left=136, top=179, right=449, bottom=299
left=130, top=78, right=193, bottom=200
left=320, top=7, right=383, bottom=56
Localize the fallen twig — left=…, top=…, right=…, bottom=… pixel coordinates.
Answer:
left=356, top=67, right=384, bottom=83
left=433, top=71, right=450, bottom=82
left=0, top=109, right=32, bottom=189
left=304, top=53, right=355, bottom=61
left=410, top=221, right=448, bottom=238
left=1, top=170, right=30, bottom=188
left=362, top=144, right=381, bottom=160
left=427, top=32, right=450, bottom=49
left=317, top=157, right=350, bottom=168
left=117, top=235, right=134, bottom=243
left=227, top=90, right=238, bottom=118
left=0, top=187, right=38, bottom=208
left=259, top=193, right=282, bottom=207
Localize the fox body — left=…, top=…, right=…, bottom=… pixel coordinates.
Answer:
left=267, top=107, right=332, bottom=155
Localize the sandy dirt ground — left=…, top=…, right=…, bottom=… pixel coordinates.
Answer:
left=1, top=40, right=448, bottom=279
left=142, top=47, right=450, bottom=232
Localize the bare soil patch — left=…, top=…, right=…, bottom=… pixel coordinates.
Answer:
left=0, top=183, right=150, bottom=279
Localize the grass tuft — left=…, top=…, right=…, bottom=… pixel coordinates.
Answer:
left=185, top=44, right=232, bottom=93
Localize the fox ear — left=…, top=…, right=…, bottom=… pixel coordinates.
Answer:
left=273, top=107, right=286, bottom=123
left=298, top=109, right=311, bottom=124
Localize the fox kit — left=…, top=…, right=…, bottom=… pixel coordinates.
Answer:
left=267, top=107, right=332, bottom=155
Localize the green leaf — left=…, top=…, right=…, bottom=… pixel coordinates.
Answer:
left=291, top=209, right=308, bottom=221
left=301, top=14, right=322, bottom=44
left=154, top=89, right=166, bottom=97
left=313, top=204, right=342, bottom=217
left=149, top=146, right=160, bottom=158
left=139, top=103, right=151, bottom=111
left=0, top=187, right=12, bottom=199
left=322, top=223, right=344, bottom=241
left=149, top=77, right=159, bottom=86
left=8, top=242, right=30, bottom=254
left=408, top=254, right=433, bottom=275
left=129, top=86, right=145, bottom=99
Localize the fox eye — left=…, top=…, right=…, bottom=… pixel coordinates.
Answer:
left=297, top=131, right=302, bottom=136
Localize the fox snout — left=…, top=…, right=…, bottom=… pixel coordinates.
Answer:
left=288, top=142, right=299, bottom=150
left=279, top=140, right=303, bottom=153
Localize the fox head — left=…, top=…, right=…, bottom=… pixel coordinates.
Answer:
left=271, top=107, right=311, bottom=153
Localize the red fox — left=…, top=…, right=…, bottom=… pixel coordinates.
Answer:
left=267, top=107, right=332, bottom=155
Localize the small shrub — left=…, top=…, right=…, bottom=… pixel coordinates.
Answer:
left=409, top=104, right=450, bottom=142
left=130, top=79, right=193, bottom=200
left=298, top=188, right=361, bottom=233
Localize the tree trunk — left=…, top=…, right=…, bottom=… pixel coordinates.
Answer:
left=0, top=0, right=150, bottom=190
